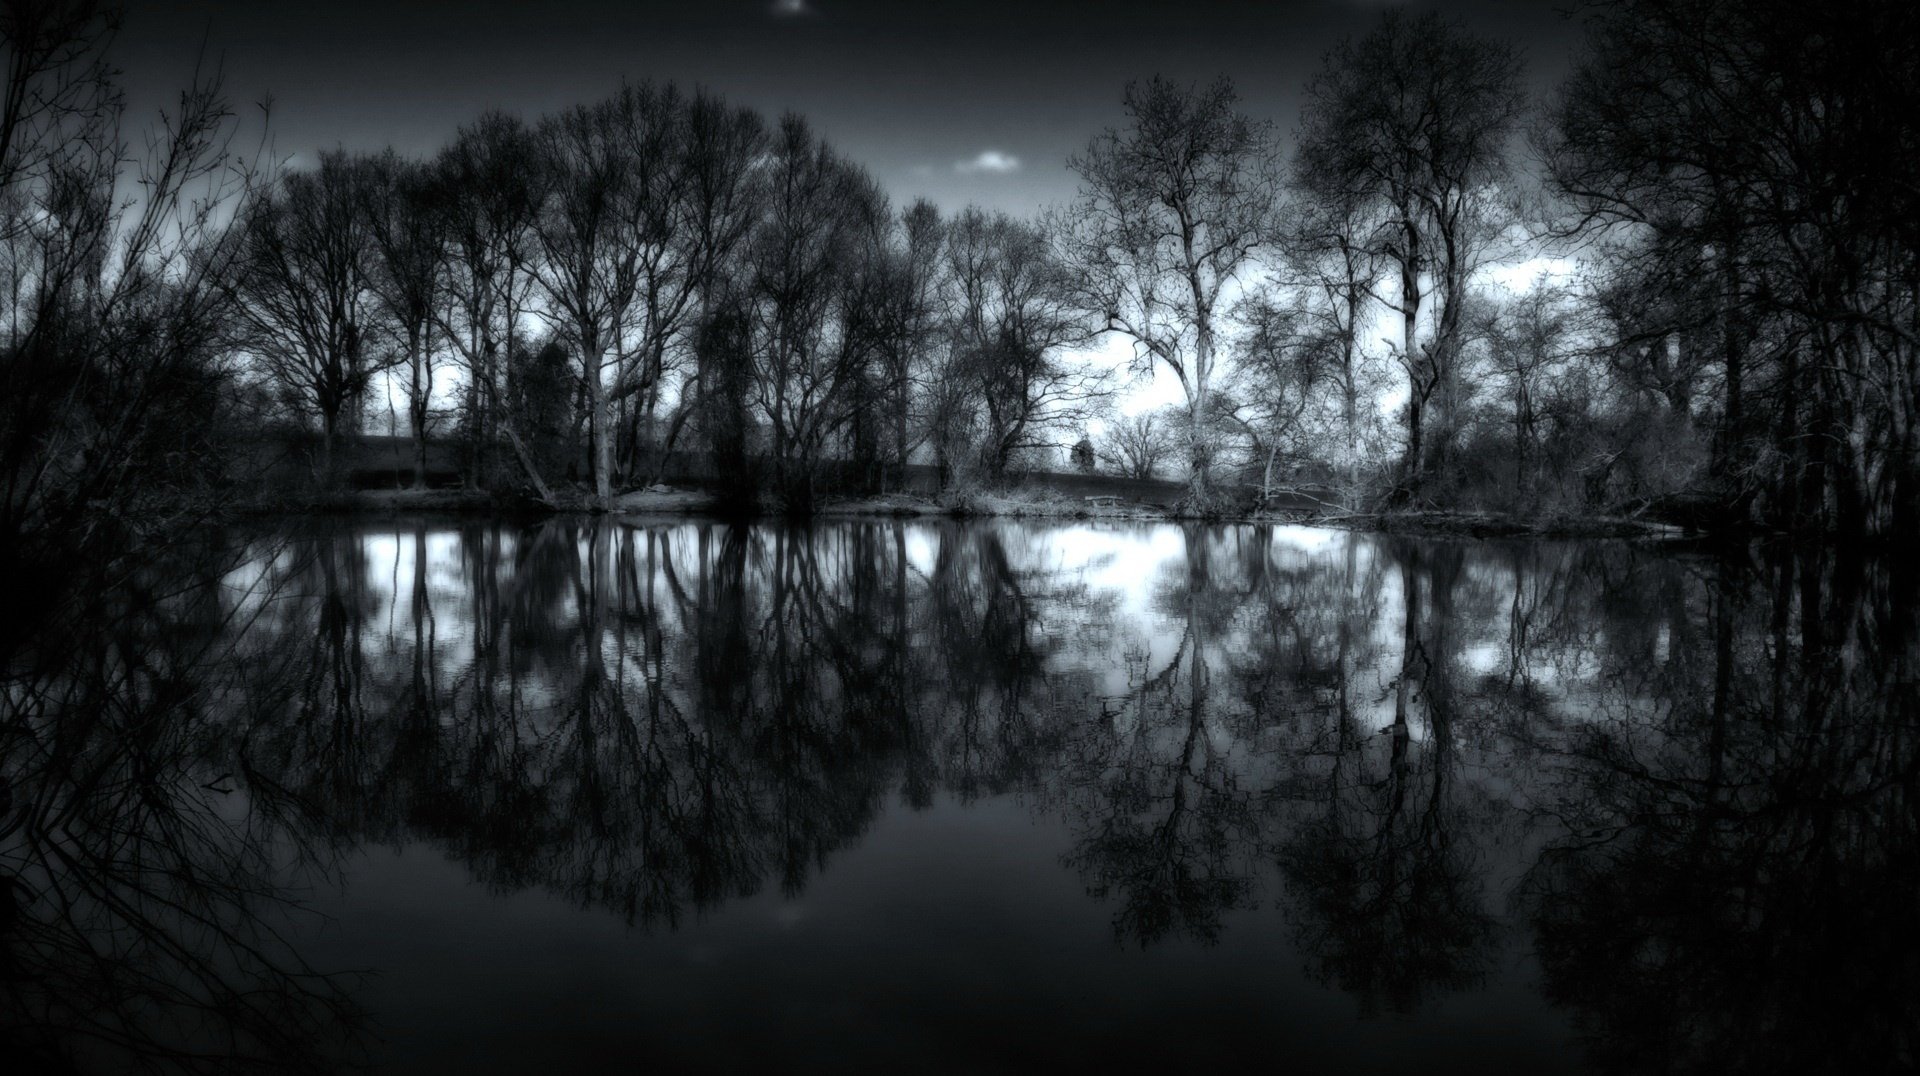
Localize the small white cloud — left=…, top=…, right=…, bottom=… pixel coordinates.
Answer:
left=955, top=149, right=1021, bottom=175
left=770, top=0, right=812, bottom=16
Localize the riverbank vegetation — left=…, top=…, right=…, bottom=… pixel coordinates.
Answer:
left=5, top=0, right=1919, bottom=567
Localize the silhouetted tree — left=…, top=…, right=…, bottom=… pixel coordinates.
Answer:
left=361, top=150, right=446, bottom=487
left=743, top=114, right=890, bottom=511
left=229, top=151, right=389, bottom=482
left=630, top=90, right=766, bottom=484
left=690, top=297, right=761, bottom=508
left=0, top=0, right=255, bottom=625
left=1069, top=435, right=1095, bottom=473
left=944, top=207, right=1101, bottom=479
left=1282, top=175, right=1379, bottom=504
left=1296, top=10, right=1524, bottom=499
left=1544, top=0, right=1920, bottom=536
left=432, top=110, right=543, bottom=494
left=528, top=89, right=658, bottom=508
left=1474, top=280, right=1580, bottom=503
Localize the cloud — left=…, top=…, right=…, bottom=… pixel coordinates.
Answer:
left=954, top=149, right=1020, bottom=175
left=770, top=0, right=813, bottom=17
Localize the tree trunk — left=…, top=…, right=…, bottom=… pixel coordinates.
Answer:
left=1399, top=223, right=1424, bottom=499
left=584, top=340, right=611, bottom=509
left=410, top=326, right=429, bottom=489
left=320, top=409, right=338, bottom=487
left=1342, top=336, right=1360, bottom=512
left=1514, top=385, right=1530, bottom=496
left=1715, top=240, right=1747, bottom=513
left=463, top=366, right=482, bottom=490
left=1188, top=325, right=1214, bottom=507
left=1404, top=395, right=1424, bottom=502
left=894, top=386, right=910, bottom=493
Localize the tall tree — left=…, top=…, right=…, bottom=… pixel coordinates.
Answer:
left=945, top=207, right=1099, bottom=479
left=689, top=295, right=760, bottom=507
left=1061, top=76, right=1282, bottom=509
left=1477, top=280, right=1577, bottom=496
left=528, top=90, right=647, bottom=508
left=1296, top=10, right=1524, bottom=499
left=229, top=150, right=388, bottom=481
left=362, top=150, right=445, bottom=488
left=630, top=89, right=764, bottom=483
left=1545, top=0, right=1920, bottom=536
left=883, top=198, right=944, bottom=485
left=432, top=111, right=541, bottom=493
left=743, top=114, right=888, bottom=511
left=1219, top=292, right=1332, bottom=500
left=1282, top=183, right=1377, bottom=503
left=1, top=0, right=252, bottom=588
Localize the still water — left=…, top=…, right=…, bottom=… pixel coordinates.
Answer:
left=3, top=518, right=1915, bottom=1073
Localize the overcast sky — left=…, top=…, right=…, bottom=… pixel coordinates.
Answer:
left=119, top=0, right=1586, bottom=218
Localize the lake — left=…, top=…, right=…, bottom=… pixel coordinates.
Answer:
left=3, top=517, right=1913, bottom=1073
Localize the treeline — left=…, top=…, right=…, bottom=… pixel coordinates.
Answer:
left=226, top=93, right=1096, bottom=513
left=1087, top=0, right=1920, bottom=536
left=4, top=0, right=1918, bottom=544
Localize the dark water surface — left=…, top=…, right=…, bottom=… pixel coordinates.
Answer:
left=3, top=518, right=1915, bottom=1073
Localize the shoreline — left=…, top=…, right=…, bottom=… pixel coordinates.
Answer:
left=254, top=487, right=1695, bottom=541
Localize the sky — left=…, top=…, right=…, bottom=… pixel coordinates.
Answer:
left=117, top=0, right=1586, bottom=219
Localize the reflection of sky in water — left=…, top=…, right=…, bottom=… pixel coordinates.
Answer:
left=229, top=521, right=1623, bottom=747
left=19, top=517, right=1916, bottom=1074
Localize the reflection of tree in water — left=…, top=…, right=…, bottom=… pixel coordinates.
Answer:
left=0, top=536, right=364, bottom=1074
left=222, top=519, right=1117, bottom=930
left=1273, top=540, right=1496, bottom=1015
left=1518, top=550, right=1920, bottom=1074
left=1059, top=525, right=1268, bottom=946
left=13, top=518, right=1919, bottom=1070
left=922, top=524, right=1105, bottom=802
left=451, top=521, right=907, bottom=921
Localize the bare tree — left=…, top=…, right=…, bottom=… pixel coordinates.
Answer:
left=1101, top=409, right=1176, bottom=480
left=744, top=114, right=889, bottom=510
left=1478, top=279, right=1577, bottom=494
left=1296, top=10, right=1524, bottom=499
left=1281, top=183, right=1377, bottom=503
left=2, top=0, right=257, bottom=572
left=362, top=150, right=445, bottom=487
left=1060, top=76, right=1282, bottom=509
left=228, top=150, right=389, bottom=482
left=528, top=91, right=648, bottom=508
left=1219, top=291, right=1332, bottom=500
left=1545, top=0, right=1920, bottom=536
left=945, top=207, right=1101, bottom=479
left=0, top=1, right=120, bottom=248
left=630, top=88, right=765, bottom=483
left=432, top=111, right=543, bottom=496
left=599, top=81, right=689, bottom=482
left=884, top=198, right=944, bottom=484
